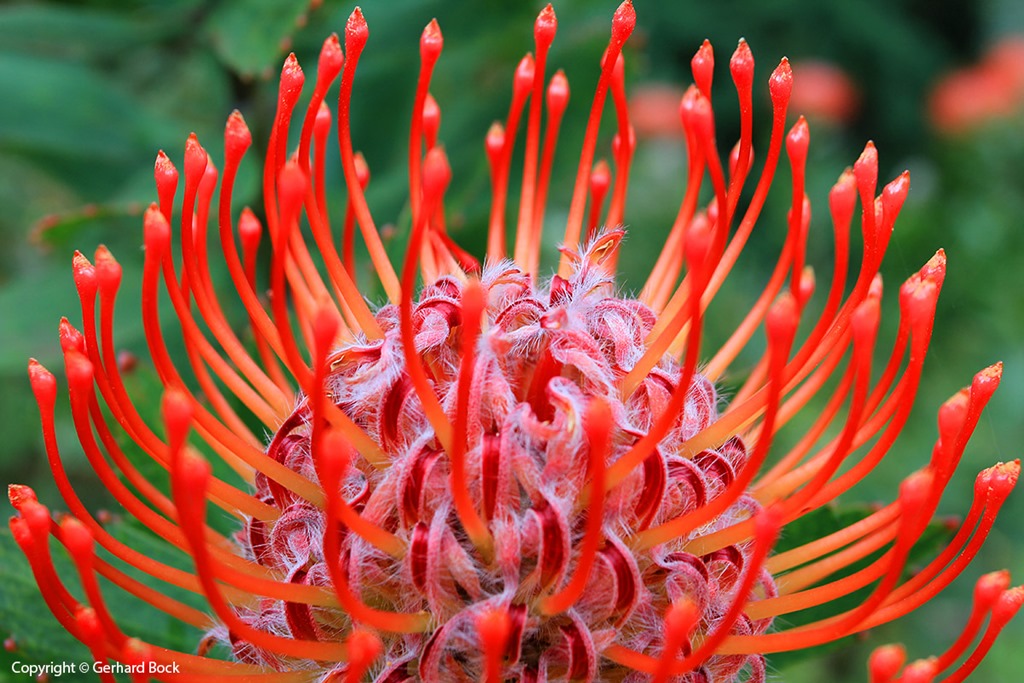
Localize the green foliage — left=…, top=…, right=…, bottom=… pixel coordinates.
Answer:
left=0, top=520, right=206, bottom=683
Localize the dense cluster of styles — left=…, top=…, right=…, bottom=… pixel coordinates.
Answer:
left=10, top=2, right=1020, bottom=682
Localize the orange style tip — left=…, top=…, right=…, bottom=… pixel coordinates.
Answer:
left=27, top=359, right=56, bottom=398
left=881, top=171, right=910, bottom=219
left=461, top=280, right=488, bottom=318
left=766, top=292, right=799, bottom=347
left=278, top=160, right=308, bottom=208
left=852, top=296, right=881, bottom=344
left=346, top=7, right=369, bottom=52
left=869, top=644, right=906, bottom=680
left=64, top=351, right=94, bottom=389
left=985, top=460, right=1020, bottom=500
left=71, top=249, right=95, bottom=281
left=161, top=389, right=194, bottom=436
left=318, top=34, right=344, bottom=82
left=20, top=499, right=51, bottom=538
left=515, top=54, right=536, bottom=93
left=900, top=278, right=939, bottom=332
left=315, top=100, right=333, bottom=134
left=154, top=149, right=177, bottom=177
left=225, top=110, right=252, bottom=159
left=75, top=606, right=103, bottom=639
left=797, top=266, right=816, bottom=305
left=313, top=305, right=340, bottom=354
left=60, top=517, right=94, bottom=556
left=346, top=628, right=383, bottom=666
left=476, top=608, right=511, bottom=650
left=663, top=598, right=700, bottom=637
left=422, top=146, right=451, bottom=197
left=971, top=361, right=1003, bottom=403
left=937, top=389, right=969, bottom=442
left=238, top=207, right=262, bottom=247
left=548, top=70, right=570, bottom=111
left=590, top=160, right=611, bottom=190
left=8, top=484, right=38, bottom=511
left=868, top=272, right=884, bottom=300
left=978, top=360, right=1004, bottom=382
left=690, top=40, right=714, bottom=92
left=180, top=450, right=212, bottom=489
left=854, top=140, right=879, bottom=184
left=143, top=205, right=171, bottom=247
left=730, top=38, right=755, bottom=89
left=921, top=249, right=947, bottom=284
left=830, top=167, right=858, bottom=201
left=421, top=18, right=443, bottom=57
left=900, top=659, right=937, bottom=683
left=281, top=51, right=304, bottom=85
left=769, top=58, right=793, bottom=106
left=354, top=152, right=371, bottom=187
left=57, top=323, right=85, bottom=355
left=684, top=213, right=712, bottom=266
left=486, top=123, right=505, bottom=159
left=786, top=116, right=810, bottom=159
left=423, top=91, right=440, bottom=122
left=184, top=133, right=208, bottom=181
left=993, top=586, right=1024, bottom=625
left=899, top=469, right=934, bottom=509
left=9, top=518, right=35, bottom=553
left=975, top=570, right=1012, bottom=606
left=611, top=0, right=636, bottom=45
left=535, top=4, right=557, bottom=47
left=121, top=638, right=152, bottom=665
left=94, top=243, right=113, bottom=263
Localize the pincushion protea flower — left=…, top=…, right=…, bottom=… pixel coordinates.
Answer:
left=11, top=2, right=1021, bottom=681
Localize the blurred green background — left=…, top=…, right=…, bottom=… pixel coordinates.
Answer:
left=0, top=0, right=1022, bottom=681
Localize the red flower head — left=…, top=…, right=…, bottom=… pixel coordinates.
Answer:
left=12, top=3, right=1020, bottom=682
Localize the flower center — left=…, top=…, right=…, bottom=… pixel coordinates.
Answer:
left=238, top=255, right=775, bottom=680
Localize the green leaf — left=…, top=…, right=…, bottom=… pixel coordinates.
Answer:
left=204, top=0, right=318, bottom=78
left=0, top=518, right=206, bottom=682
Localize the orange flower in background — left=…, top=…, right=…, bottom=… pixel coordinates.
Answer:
left=788, top=59, right=860, bottom=126
left=929, top=35, right=1024, bottom=134
left=11, top=3, right=1021, bottom=681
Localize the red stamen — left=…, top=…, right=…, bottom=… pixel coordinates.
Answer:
left=539, top=397, right=611, bottom=615
left=585, top=160, right=612, bottom=241
left=449, top=280, right=492, bottom=552
left=477, top=608, right=511, bottom=683
left=154, top=150, right=178, bottom=224
left=400, top=147, right=455, bottom=453
left=944, top=586, right=1024, bottom=683
left=651, top=600, right=699, bottom=683
left=337, top=9, right=401, bottom=303
left=514, top=3, right=557, bottom=264
left=409, top=19, right=444, bottom=228
left=691, top=39, right=714, bottom=98
left=558, top=0, right=635, bottom=277
left=521, top=70, right=570, bottom=274
left=869, top=644, right=905, bottom=683
left=486, top=53, right=535, bottom=261
left=344, top=629, right=383, bottom=683
left=604, top=52, right=635, bottom=237
left=637, top=292, right=798, bottom=549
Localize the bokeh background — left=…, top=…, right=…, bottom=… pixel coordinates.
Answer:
left=0, top=0, right=1022, bottom=681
